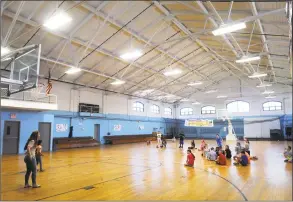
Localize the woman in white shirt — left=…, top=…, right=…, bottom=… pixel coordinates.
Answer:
left=157, top=131, right=162, bottom=147
left=24, top=131, right=41, bottom=188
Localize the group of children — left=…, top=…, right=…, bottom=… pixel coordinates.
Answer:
left=151, top=132, right=283, bottom=168
left=184, top=137, right=258, bottom=167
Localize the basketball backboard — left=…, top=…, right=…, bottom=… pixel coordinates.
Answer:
left=1, top=44, right=41, bottom=97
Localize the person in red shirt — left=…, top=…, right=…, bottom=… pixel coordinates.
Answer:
left=184, top=149, right=195, bottom=167
left=216, top=150, right=227, bottom=165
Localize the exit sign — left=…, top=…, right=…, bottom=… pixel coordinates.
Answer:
left=10, top=113, right=16, bottom=119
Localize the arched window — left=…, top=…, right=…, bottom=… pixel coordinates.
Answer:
left=263, top=101, right=282, bottom=111
left=180, top=108, right=193, bottom=115
left=151, top=105, right=160, bottom=114
left=201, top=106, right=216, bottom=114
left=164, top=107, right=172, bottom=115
left=227, top=101, right=249, bottom=112
left=133, top=101, right=144, bottom=112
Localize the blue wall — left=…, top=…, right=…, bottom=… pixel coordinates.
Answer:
left=1, top=111, right=54, bottom=153
left=177, top=119, right=244, bottom=139
left=280, top=114, right=292, bottom=137
left=1, top=110, right=176, bottom=154
left=1, top=109, right=291, bottom=154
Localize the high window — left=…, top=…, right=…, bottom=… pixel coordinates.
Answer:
left=227, top=101, right=249, bottom=112
left=133, top=101, right=144, bottom=112
left=180, top=108, right=193, bottom=115
left=201, top=106, right=216, bottom=114
left=164, top=107, right=172, bottom=115
left=151, top=105, right=160, bottom=114
left=263, top=101, right=282, bottom=111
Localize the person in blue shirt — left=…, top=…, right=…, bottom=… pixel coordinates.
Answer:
left=216, top=134, right=223, bottom=148
left=234, top=151, right=248, bottom=166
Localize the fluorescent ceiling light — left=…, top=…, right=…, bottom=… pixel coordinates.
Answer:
left=265, top=95, right=276, bottom=99
left=256, top=83, right=272, bottom=88
left=120, top=50, right=143, bottom=60
left=188, top=81, right=203, bottom=86
left=1, top=47, right=10, bottom=56
left=248, top=72, right=267, bottom=78
left=192, top=102, right=201, bottom=105
left=212, top=22, right=246, bottom=36
left=262, top=90, right=275, bottom=95
left=111, top=80, right=125, bottom=85
left=44, top=12, right=72, bottom=30
left=181, top=98, right=189, bottom=102
left=163, top=69, right=182, bottom=76
left=65, top=67, right=81, bottom=74
left=217, top=95, right=227, bottom=98
left=204, top=89, right=217, bottom=94
left=236, top=56, right=261, bottom=63
left=143, top=89, right=154, bottom=93
left=1, top=57, right=12, bottom=61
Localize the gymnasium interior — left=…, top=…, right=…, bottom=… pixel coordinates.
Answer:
left=1, top=1, right=292, bottom=201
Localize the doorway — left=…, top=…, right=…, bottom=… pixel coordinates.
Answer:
left=3, top=121, right=20, bottom=154
left=38, top=122, right=51, bottom=152
left=94, top=124, right=100, bottom=143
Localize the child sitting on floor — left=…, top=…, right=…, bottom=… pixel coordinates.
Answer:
left=234, top=151, right=248, bottom=166
left=244, top=138, right=250, bottom=155
left=203, top=143, right=209, bottom=157
left=161, top=138, right=167, bottom=148
left=225, top=145, right=232, bottom=159
left=215, top=147, right=220, bottom=156
left=198, top=139, right=206, bottom=151
left=233, top=142, right=242, bottom=160
left=188, top=140, right=196, bottom=150
left=207, top=147, right=217, bottom=161
left=184, top=149, right=195, bottom=167
left=216, top=150, right=227, bottom=165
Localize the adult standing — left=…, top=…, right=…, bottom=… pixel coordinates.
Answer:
left=216, top=134, right=223, bottom=148
left=24, top=131, right=41, bottom=188
left=157, top=131, right=162, bottom=148
left=179, top=131, right=185, bottom=148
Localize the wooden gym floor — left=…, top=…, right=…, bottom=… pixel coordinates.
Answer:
left=1, top=140, right=292, bottom=201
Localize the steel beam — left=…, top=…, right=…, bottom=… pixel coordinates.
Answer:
left=40, top=56, right=151, bottom=89
left=10, top=1, right=44, bottom=42
left=2, top=10, right=167, bottom=79
left=77, top=2, right=205, bottom=81
left=250, top=2, right=277, bottom=82
left=2, top=1, right=25, bottom=46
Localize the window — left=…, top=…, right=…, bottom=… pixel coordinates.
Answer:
left=180, top=108, right=193, bottom=115
left=227, top=101, right=249, bottom=112
left=263, top=101, right=282, bottom=111
left=201, top=106, right=216, bottom=114
left=164, top=107, right=172, bottom=115
left=151, top=105, right=160, bottom=114
left=133, top=101, right=144, bottom=112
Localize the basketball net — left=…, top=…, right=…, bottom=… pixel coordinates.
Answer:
left=217, top=110, right=237, bottom=141
left=30, top=84, right=45, bottom=101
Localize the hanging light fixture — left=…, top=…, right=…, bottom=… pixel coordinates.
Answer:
left=236, top=56, right=261, bottom=63
left=212, top=22, right=246, bottom=36
left=248, top=72, right=267, bottom=78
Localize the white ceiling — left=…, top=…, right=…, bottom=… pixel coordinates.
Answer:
left=1, top=1, right=291, bottom=104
